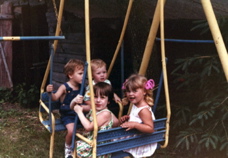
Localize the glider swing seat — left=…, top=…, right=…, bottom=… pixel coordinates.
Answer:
left=93, top=0, right=170, bottom=157
left=39, top=0, right=171, bottom=158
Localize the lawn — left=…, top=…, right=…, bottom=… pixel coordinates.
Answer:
left=0, top=103, right=66, bottom=158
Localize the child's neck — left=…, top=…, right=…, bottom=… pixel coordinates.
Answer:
left=135, top=100, right=147, bottom=107
left=68, top=81, right=79, bottom=90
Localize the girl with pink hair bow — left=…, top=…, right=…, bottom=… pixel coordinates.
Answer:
left=120, top=74, right=157, bottom=157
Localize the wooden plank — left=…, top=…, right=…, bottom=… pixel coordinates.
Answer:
left=0, top=2, right=13, bottom=88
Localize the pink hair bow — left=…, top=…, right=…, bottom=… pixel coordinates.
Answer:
left=121, top=79, right=128, bottom=90
left=145, top=79, right=155, bottom=90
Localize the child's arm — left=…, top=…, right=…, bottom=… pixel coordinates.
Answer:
left=112, top=114, right=120, bottom=127
left=74, top=106, right=111, bottom=131
left=70, top=95, right=84, bottom=109
left=120, top=108, right=154, bottom=133
left=119, top=115, right=130, bottom=124
left=70, top=95, right=91, bottom=112
left=113, top=93, right=121, bottom=103
left=46, top=84, right=65, bottom=101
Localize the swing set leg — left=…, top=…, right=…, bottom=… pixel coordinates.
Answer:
left=49, top=132, right=55, bottom=158
left=73, top=149, right=77, bottom=158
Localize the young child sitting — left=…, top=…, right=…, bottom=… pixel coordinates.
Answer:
left=46, top=59, right=87, bottom=158
left=84, top=59, right=121, bottom=105
left=74, top=82, right=117, bottom=158
left=120, top=74, right=157, bottom=157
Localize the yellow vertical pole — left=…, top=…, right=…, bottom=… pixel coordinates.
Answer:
left=201, top=0, right=228, bottom=82
left=139, top=0, right=166, bottom=75
left=40, top=0, right=65, bottom=93
left=159, top=0, right=170, bottom=148
left=107, top=0, right=134, bottom=78
left=39, top=0, right=65, bottom=158
left=85, top=0, right=98, bottom=158
left=49, top=0, right=65, bottom=157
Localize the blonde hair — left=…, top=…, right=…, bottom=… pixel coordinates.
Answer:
left=122, top=74, right=154, bottom=106
left=91, top=59, right=107, bottom=72
left=64, top=59, right=84, bottom=78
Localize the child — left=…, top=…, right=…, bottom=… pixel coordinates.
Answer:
left=84, top=59, right=121, bottom=104
left=120, top=74, right=157, bottom=157
left=74, top=82, right=116, bottom=158
left=46, top=59, right=86, bottom=158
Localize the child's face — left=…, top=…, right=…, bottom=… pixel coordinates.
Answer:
left=125, top=87, right=146, bottom=106
left=92, top=66, right=107, bottom=83
left=69, top=68, right=84, bottom=84
left=94, top=93, right=108, bottom=111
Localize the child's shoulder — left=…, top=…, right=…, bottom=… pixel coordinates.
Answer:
left=97, top=109, right=112, bottom=116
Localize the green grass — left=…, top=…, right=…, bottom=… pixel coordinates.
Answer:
left=0, top=103, right=66, bottom=158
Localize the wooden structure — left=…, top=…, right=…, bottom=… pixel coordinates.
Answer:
left=0, top=2, right=13, bottom=88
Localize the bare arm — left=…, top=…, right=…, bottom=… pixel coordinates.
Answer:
left=70, top=95, right=84, bottom=109
left=74, top=106, right=111, bottom=131
left=46, top=84, right=65, bottom=101
left=113, top=93, right=121, bottom=103
left=112, top=113, right=120, bottom=127
left=120, top=108, right=154, bottom=133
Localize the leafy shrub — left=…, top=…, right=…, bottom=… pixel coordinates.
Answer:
left=0, top=83, right=40, bottom=108
left=0, top=87, right=12, bottom=103
left=171, top=55, right=228, bottom=157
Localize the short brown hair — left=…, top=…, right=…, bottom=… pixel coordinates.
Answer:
left=94, top=82, right=113, bottom=102
left=64, top=59, right=84, bottom=78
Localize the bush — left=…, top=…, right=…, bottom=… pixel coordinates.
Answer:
left=171, top=55, right=228, bottom=157
left=0, top=83, right=40, bottom=108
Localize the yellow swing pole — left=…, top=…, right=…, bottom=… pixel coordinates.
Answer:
left=40, top=0, right=65, bottom=93
left=107, top=0, right=134, bottom=78
left=85, top=0, right=98, bottom=158
left=38, top=1, right=64, bottom=158
left=139, top=0, right=166, bottom=75
left=201, top=0, right=228, bottom=82
left=159, top=0, right=171, bottom=148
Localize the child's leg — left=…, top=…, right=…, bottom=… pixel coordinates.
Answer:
left=65, top=123, right=74, bottom=146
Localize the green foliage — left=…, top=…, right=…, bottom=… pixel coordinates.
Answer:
left=191, top=17, right=228, bottom=45
left=171, top=55, right=228, bottom=157
left=0, top=87, right=12, bottom=103
left=0, top=83, right=39, bottom=108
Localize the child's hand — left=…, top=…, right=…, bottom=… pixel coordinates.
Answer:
left=70, top=95, right=84, bottom=110
left=119, top=115, right=130, bottom=124
left=72, top=95, right=84, bottom=104
left=120, top=121, right=136, bottom=131
left=46, top=84, right=53, bottom=92
left=74, top=105, right=83, bottom=113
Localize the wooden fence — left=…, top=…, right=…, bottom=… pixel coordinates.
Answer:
left=0, top=2, right=13, bottom=88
